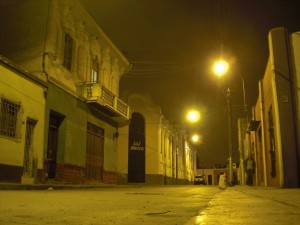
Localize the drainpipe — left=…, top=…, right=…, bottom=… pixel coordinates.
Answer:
left=42, top=0, right=51, bottom=82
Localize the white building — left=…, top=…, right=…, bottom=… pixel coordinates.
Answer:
left=118, top=93, right=196, bottom=184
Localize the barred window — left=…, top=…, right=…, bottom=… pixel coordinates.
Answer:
left=0, top=97, right=22, bottom=140
left=63, top=33, right=73, bottom=71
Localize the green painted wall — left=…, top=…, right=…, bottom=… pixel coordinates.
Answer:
left=45, top=83, right=118, bottom=171
left=45, top=83, right=86, bottom=166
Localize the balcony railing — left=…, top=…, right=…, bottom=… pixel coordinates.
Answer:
left=80, top=82, right=130, bottom=120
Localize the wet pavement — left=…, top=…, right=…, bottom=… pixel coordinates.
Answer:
left=185, top=186, right=300, bottom=225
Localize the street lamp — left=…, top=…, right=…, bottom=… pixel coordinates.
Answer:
left=213, top=59, right=229, bottom=77
left=186, top=110, right=202, bottom=144
left=185, top=109, right=202, bottom=172
left=191, top=133, right=201, bottom=144
left=186, top=110, right=201, bottom=123
left=213, top=59, right=234, bottom=186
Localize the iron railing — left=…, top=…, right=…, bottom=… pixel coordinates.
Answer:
left=83, top=83, right=129, bottom=118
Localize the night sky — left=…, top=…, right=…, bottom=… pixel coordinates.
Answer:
left=81, top=0, right=300, bottom=166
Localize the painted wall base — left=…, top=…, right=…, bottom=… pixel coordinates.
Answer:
left=21, top=176, right=35, bottom=184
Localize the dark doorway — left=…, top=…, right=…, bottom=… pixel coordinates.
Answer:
left=46, top=111, right=64, bottom=178
left=207, top=175, right=213, bottom=185
left=128, top=112, right=145, bottom=183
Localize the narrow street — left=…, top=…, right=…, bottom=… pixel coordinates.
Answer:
left=1, top=185, right=300, bottom=225
left=0, top=186, right=220, bottom=225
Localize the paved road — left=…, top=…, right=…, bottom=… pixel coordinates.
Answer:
left=1, top=185, right=300, bottom=225
left=184, top=186, right=300, bottom=225
left=0, top=185, right=220, bottom=225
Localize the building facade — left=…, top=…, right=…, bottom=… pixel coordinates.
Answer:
left=117, top=94, right=196, bottom=184
left=0, top=56, right=47, bottom=184
left=0, top=0, right=131, bottom=184
left=240, top=28, right=300, bottom=188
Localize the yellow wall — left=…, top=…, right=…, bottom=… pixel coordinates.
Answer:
left=291, top=32, right=300, bottom=153
left=260, top=59, right=281, bottom=186
left=0, top=63, right=46, bottom=169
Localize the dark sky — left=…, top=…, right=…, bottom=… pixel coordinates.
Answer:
left=81, top=0, right=300, bottom=166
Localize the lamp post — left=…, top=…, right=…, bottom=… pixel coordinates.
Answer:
left=240, top=75, right=248, bottom=120
left=226, top=88, right=234, bottom=186
left=213, top=59, right=234, bottom=186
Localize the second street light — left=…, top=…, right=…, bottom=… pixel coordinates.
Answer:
left=186, top=110, right=201, bottom=124
left=186, top=110, right=202, bottom=144
left=213, top=59, right=234, bottom=186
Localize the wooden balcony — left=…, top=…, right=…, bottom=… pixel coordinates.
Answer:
left=79, top=82, right=130, bottom=124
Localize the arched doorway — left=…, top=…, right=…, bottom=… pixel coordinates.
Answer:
left=128, top=112, right=145, bottom=183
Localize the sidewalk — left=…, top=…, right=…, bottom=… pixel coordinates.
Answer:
left=185, top=186, right=300, bottom=225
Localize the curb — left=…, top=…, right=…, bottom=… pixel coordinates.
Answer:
left=0, top=182, right=153, bottom=190
left=0, top=183, right=125, bottom=190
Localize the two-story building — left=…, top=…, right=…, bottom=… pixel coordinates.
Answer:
left=0, top=0, right=131, bottom=184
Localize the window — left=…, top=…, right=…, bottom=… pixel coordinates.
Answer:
left=91, top=56, right=99, bottom=83
left=0, top=97, right=22, bottom=140
left=63, top=33, right=73, bottom=70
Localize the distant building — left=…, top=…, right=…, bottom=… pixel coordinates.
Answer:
left=240, top=28, right=300, bottom=188
left=0, top=0, right=131, bottom=184
left=117, top=93, right=196, bottom=184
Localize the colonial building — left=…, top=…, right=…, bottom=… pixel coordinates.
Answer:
left=0, top=0, right=131, bottom=184
left=0, top=55, right=47, bottom=184
left=117, top=93, right=196, bottom=184
left=240, top=28, right=300, bottom=188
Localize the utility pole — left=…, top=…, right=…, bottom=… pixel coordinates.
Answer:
left=227, top=88, right=233, bottom=186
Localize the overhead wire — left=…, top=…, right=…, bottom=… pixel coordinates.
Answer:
left=121, top=1, right=233, bottom=79
left=120, top=38, right=207, bottom=78
left=123, top=59, right=204, bottom=78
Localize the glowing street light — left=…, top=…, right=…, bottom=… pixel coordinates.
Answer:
left=191, top=133, right=201, bottom=144
left=213, top=59, right=229, bottom=77
left=185, top=110, right=202, bottom=144
left=186, top=110, right=201, bottom=123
